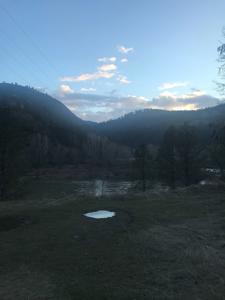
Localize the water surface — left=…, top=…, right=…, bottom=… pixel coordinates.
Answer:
left=84, top=210, right=116, bottom=219
left=73, top=179, right=136, bottom=196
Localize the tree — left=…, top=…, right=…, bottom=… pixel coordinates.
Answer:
left=158, top=125, right=202, bottom=187
left=0, top=108, right=30, bottom=200
left=175, top=124, right=201, bottom=186
left=209, top=124, right=225, bottom=178
left=158, top=126, right=177, bottom=188
left=134, top=144, right=148, bottom=191
left=29, top=132, right=49, bottom=178
left=217, top=28, right=225, bottom=94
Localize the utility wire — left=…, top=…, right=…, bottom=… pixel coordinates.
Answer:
left=0, top=46, right=28, bottom=84
left=0, top=42, right=46, bottom=87
left=0, top=26, right=51, bottom=86
left=0, top=3, right=61, bottom=80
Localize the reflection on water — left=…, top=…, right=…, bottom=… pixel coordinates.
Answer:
left=73, top=180, right=137, bottom=196
left=84, top=210, right=115, bottom=219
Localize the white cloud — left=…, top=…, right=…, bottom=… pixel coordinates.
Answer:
left=158, top=81, right=189, bottom=90
left=98, top=57, right=116, bottom=62
left=117, top=45, right=134, bottom=54
left=54, top=88, right=221, bottom=122
left=121, top=58, right=128, bottom=63
left=61, top=71, right=115, bottom=82
left=98, top=64, right=117, bottom=72
left=80, top=87, right=96, bottom=92
left=158, top=90, right=205, bottom=100
left=56, top=93, right=149, bottom=122
left=117, top=74, right=131, bottom=84
left=150, top=90, right=219, bottom=110
left=59, top=84, right=74, bottom=94
left=127, top=95, right=149, bottom=102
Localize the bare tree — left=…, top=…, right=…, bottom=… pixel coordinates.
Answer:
left=209, top=124, right=225, bottom=178
left=217, top=28, right=225, bottom=94
left=158, top=126, right=177, bottom=188
left=134, top=144, right=148, bottom=191
left=176, top=124, right=200, bottom=186
left=0, top=108, right=29, bottom=200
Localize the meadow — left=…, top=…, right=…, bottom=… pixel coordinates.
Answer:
left=0, top=180, right=225, bottom=299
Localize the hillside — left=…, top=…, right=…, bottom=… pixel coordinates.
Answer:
left=0, top=82, right=84, bottom=127
left=0, top=83, right=87, bottom=167
left=92, top=105, right=225, bottom=147
left=0, top=83, right=132, bottom=181
left=2, top=83, right=225, bottom=150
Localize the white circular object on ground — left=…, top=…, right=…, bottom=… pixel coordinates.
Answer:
left=84, top=210, right=115, bottom=219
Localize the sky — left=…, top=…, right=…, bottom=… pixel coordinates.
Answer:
left=0, top=0, right=225, bottom=122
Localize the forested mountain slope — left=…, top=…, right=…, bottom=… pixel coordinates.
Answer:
left=92, top=105, right=225, bottom=147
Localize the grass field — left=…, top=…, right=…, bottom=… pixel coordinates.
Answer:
left=1, top=180, right=225, bottom=299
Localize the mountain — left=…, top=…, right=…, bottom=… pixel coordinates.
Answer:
left=0, top=83, right=86, bottom=166
left=92, top=105, right=225, bottom=147
left=0, top=82, right=84, bottom=126
left=1, top=82, right=225, bottom=151
left=0, top=83, right=134, bottom=182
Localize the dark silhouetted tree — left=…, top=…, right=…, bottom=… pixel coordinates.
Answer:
left=176, top=124, right=201, bottom=186
left=134, top=144, right=148, bottom=191
left=209, top=124, right=225, bottom=178
left=0, top=108, right=30, bottom=200
left=217, top=28, right=225, bottom=94
left=158, top=126, right=177, bottom=188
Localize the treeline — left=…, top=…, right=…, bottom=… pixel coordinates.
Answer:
left=133, top=123, right=225, bottom=190
left=0, top=106, right=85, bottom=200
left=0, top=107, right=132, bottom=201
left=93, top=106, right=225, bottom=148
left=1, top=83, right=225, bottom=201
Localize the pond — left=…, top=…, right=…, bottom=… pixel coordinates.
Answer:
left=73, top=179, right=137, bottom=197
left=71, top=180, right=168, bottom=196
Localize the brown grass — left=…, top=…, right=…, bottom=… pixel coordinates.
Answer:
left=0, top=181, right=225, bottom=299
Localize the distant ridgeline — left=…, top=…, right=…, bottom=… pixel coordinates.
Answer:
left=1, top=83, right=225, bottom=152
left=91, top=104, right=225, bottom=147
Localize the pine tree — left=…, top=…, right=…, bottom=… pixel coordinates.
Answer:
left=158, top=126, right=177, bottom=188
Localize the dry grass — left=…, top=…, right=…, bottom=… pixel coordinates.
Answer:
left=0, top=180, right=225, bottom=299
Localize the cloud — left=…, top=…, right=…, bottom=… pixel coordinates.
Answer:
left=117, top=74, right=131, bottom=84
left=56, top=92, right=149, bottom=122
left=61, top=61, right=117, bottom=83
left=98, top=64, right=117, bottom=72
left=80, top=87, right=96, bottom=92
left=61, top=45, right=133, bottom=85
left=117, top=45, right=134, bottom=54
left=150, top=90, right=220, bottom=110
left=35, top=86, right=48, bottom=93
left=158, top=81, right=189, bottom=90
left=54, top=87, right=222, bottom=122
left=98, top=57, right=116, bottom=62
left=61, top=71, right=115, bottom=82
left=59, top=84, right=74, bottom=94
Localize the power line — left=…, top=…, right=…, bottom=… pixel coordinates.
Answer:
left=0, top=26, right=52, bottom=85
left=0, top=3, right=61, bottom=80
left=0, top=46, right=28, bottom=84
left=0, top=42, right=46, bottom=87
